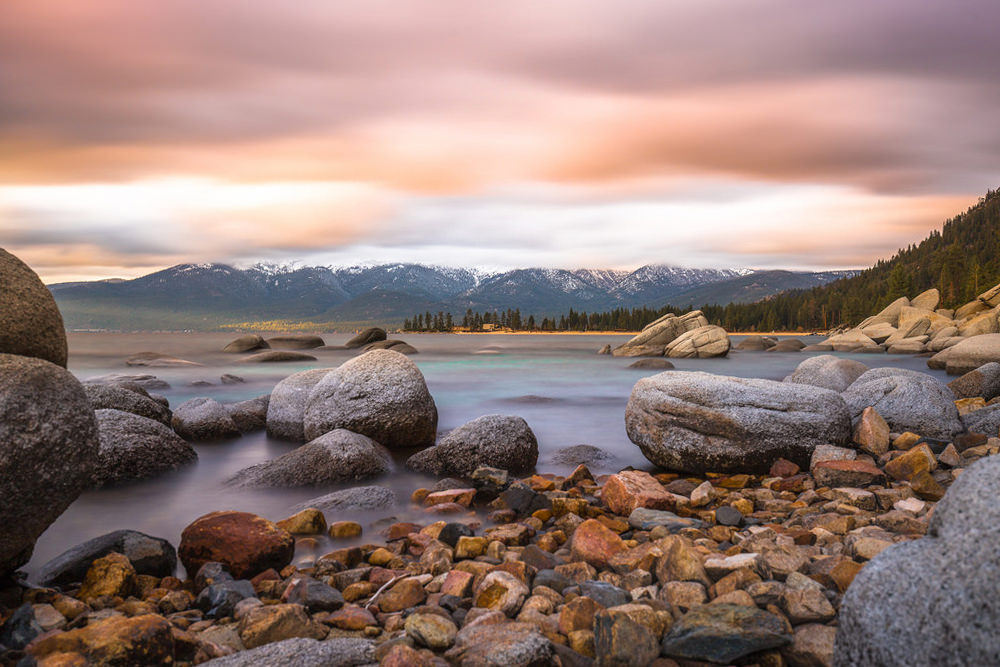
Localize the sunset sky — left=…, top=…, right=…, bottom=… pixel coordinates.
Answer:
left=3, top=1, right=999, bottom=283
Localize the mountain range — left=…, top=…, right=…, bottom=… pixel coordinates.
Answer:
left=49, top=262, right=854, bottom=331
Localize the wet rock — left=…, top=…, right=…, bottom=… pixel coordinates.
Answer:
left=281, top=576, right=344, bottom=612
left=266, top=368, right=331, bottom=441
left=237, top=603, right=328, bottom=649
left=84, top=373, right=171, bottom=391
left=407, top=414, right=537, bottom=476
left=948, top=362, right=1000, bottom=400
left=628, top=508, right=705, bottom=533
left=783, top=623, right=836, bottom=667
left=225, top=395, right=269, bottom=433
left=594, top=604, right=661, bottom=666
left=0, top=354, right=99, bottom=575
left=474, top=571, right=530, bottom=617
left=664, top=324, right=731, bottom=358
left=239, top=350, right=318, bottom=363
left=784, top=354, right=868, bottom=392
left=842, top=368, right=963, bottom=439
left=179, top=511, right=295, bottom=579
left=852, top=406, right=890, bottom=456
left=344, top=327, right=387, bottom=348
left=549, top=444, right=614, bottom=467
left=448, top=621, right=555, bottom=666
left=580, top=581, right=630, bottom=609
left=836, top=455, right=1000, bottom=666
left=93, top=409, right=198, bottom=485
left=939, top=333, right=1000, bottom=375
left=598, top=344, right=612, bottom=355
left=199, top=637, right=374, bottom=667
left=303, top=349, right=437, bottom=446
left=294, top=485, right=397, bottom=513
left=626, top=371, right=850, bottom=474
left=811, top=460, right=884, bottom=488
left=364, top=339, right=418, bottom=354
left=223, top=335, right=270, bottom=353
left=196, top=579, right=257, bottom=619
left=77, top=552, right=137, bottom=601
left=172, top=397, right=242, bottom=440
left=37, top=529, right=177, bottom=587
left=602, top=470, right=678, bottom=515
left=228, top=429, right=391, bottom=488
left=405, top=610, right=458, bottom=649
left=267, top=335, right=325, bottom=350
left=27, top=614, right=174, bottom=665
left=571, top=519, right=626, bottom=569
left=277, top=509, right=328, bottom=536
left=661, top=604, right=791, bottom=664
left=379, top=578, right=427, bottom=612
left=0, top=249, right=68, bottom=366
left=737, top=336, right=777, bottom=351
left=127, top=351, right=204, bottom=367
left=84, top=383, right=171, bottom=426
left=961, top=402, right=1000, bottom=437
left=0, top=603, right=42, bottom=650
left=628, top=358, right=675, bottom=370
left=613, top=311, right=708, bottom=357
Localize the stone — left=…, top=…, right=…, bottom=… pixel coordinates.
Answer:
left=628, top=508, right=705, bottom=533
left=571, top=519, right=626, bottom=569
left=909, top=288, right=941, bottom=311
left=842, top=368, right=963, bottom=439
left=715, top=505, right=743, bottom=526
left=379, top=577, right=427, bottom=612
left=861, top=322, right=897, bottom=344
left=344, top=327, right=387, bottom=348
left=549, top=444, right=614, bottom=467
left=223, top=335, right=270, bottom=353
left=76, top=551, right=137, bottom=601
left=602, top=470, right=677, bottom=515
left=475, top=570, right=530, bottom=617
left=127, top=351, right=203, bottom=367
left=852, top=406, right=890, bottom=456
left=303, top=350, right=437, bottom=446
left=237, top=603, right=327, bottom=649
left=779, top=588, right=835, bottom=623
left=83, top=383, right=171, bottom=426
left=661, top=604, right=791, bottom=664
left=949, top=362, right=1000, bottom=400
left=598, top=343, right=612, bottom=355
left=172, top=397, right=242, bottom=440
left=884, top=444, right=937, bottom=482
left=836, top=454, right=1000, bottom=665
left=737, top=335, right=778, bottom=351
left=812, top=460, right=884, bottom=488
left=265, top=368, right=331, bottom=441
left=196, top=579, right=257, bottom=619
left=961, top=403, right=1000, bottom=437
left=179, top=511, right=295, bottom=579
left=406, top=611, right=458, bottom=649
left=559, top=596, right=604, bottom=635
left=294, top=485, right=397, bottom=513
left=448, top=621, right=555, bottom=665
left=0, top=249, right=67, bottom=366
left=267, top=335, right=325, bottom=349
left=28, top=617, right=171, bottom=664
left=84, top=373, right=170, bottom=391
left=0, top=603, right=42, bottom=650
left=594, top=604, right=662, bottom=666
left=281, top=576, right=344, bottom=612
left=942, top=334, right=1000, bottom=375
left=276, top=508, right=327, bottom=535
left=783, top=623, right=836, bottom=667
left=784, top=355, right=869, bottom=392
left=239, top=350, right=319, bottom=363
left=626, top=371, right=851, bottom=474
left=407, top=414, right=537, bottom=476
left=328, top=520, right=362, bottom=539
left=613, top=311, right=708, bottom=357
left=227, top=429, right=390, bottom=487
left=363, top=339, right=417, bottom=354
left=824, top=328, right=880, bottom=352
left=36, top=529, right=177, bottom=587
left=628, top=358, right=676, bottom=370
left=664, top=325, right=731, bottom=359
left=225, top=395, right=270, bottom=433
left=655, top=536, right=711, bottom=586
left=0, top=354, right=99, bottom=575
left=92, top=409, right=197, bottom=486
left=199, top=637, right=374, bottom=667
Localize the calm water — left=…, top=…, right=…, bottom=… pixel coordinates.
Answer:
left=26, top=332, right=948, bottom=576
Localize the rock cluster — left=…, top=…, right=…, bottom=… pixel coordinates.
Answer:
left=612, top=311, right=731, bottom=359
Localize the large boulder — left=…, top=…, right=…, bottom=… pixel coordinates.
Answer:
left=960, top=403, right=1000, bottom=437
left=0, top=354, right=99, bottom=575
left=0, top=249, right=68, bottom=367
left=266, top=368, right=332, bottom=441
left=872, top=296, right=910, bottom=327
left=910, top=288, right=941, bottom=311
left=93, top=409, right=197, bottom=486
left=612, top=311, right=707, bottom=357
left=363, top=339, right=417, bottom=354
left=861, top=322, right=897, bottom=344
left=783, top=355, right=869, bottom=392
left=227, top=429, right=391, bottom=487
left=172, top=397, right=242, bottom=441
left=344, top=327, right=387, bottom=348
left=179, top=511, right=295, bottom=579
left=664, top=325, right=731, bottom=359
left=222, top=335, right=269, bottom=353
left=303, top=350, right=437, bottom=446
left=824, top=329, right=880, bottom=352
left=225, top=395, right=270, bottom=433
left=35, top=530, right=177, bottom=587
left=625, top=371, right=850, bottom=474
left=956, top=307, right=999, bottom=337
left=735, top=336, right=777, bottom=351
left=948, top=362, right=1000, bottom=400
left=84, top=383, right=171, bottom=426
left=293, top=486, right=397, bottom=513
left=267, top=335, right=325, bottom=350
left=978, top=281, right=1000, bottom=307
left=835, top=455, right=1000, bottom=666
left=407, top=415, right=538, bottom=476
left=842, top=368, right=963, bottom=439
left=936, top=334, right=1000, bottom=375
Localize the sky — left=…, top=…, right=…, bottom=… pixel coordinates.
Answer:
left=2, top=1, right=999, bottom=283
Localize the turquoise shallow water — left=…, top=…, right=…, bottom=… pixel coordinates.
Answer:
left=25, top=331, right=948, bottom=576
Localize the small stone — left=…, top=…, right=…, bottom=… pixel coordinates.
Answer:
left=455, top=536, right=488, bottom=559
left=770, top=458, right=801, bottom=478
left=853, top=407, right=891, bottom=456
left=851, top=537, right=894, bottom=561
left=328, top=521, right=362, bottom=539
left=830, top=487, right=877, bottom=511
left=660, top=604, right=791, bottom=664
left=325, top=606, right=377, bottom=630
left=894, top=497, right=926, bottom=514
left=277, top=509, right=327, bottom=536
left=237, top=603, right=328, bottom=649
left=782, top=623, right=836, bottom=667
left=405, top=611, right=458, bottom=649
left=689, top=481, right=716, bottom=507
left=474, top=571, right=530, bottom=617
left=27, top=614, right=174, bottom=665
left=0, top=604, right=42, bottom=650
left=892, top=432, right=922, bottom=450
left=937, top=443, right=963, bottom=468
left=281, top=576, right=344, bottom=612
left=884, top=444, right=937, bottom=481
left=715, top=505, right=743, bottom=526
left=424, top=488, right=476, bottom=508
left=812, top=460, right=884, bottom=488
left=441, top=570, right=475, bottom=598
left=660, top=581, right=708, bottom=611
left=559, top=596, right=604, bottom=635
left=830, top=560, right=864, bottom=593
left=704, top=553, right=767, bottom=580
left=629, top=507, right=705, bottom=533
left=779, top=588, right=836, bottom=624
left=909, top=470, right=947, bottom=500
left=955, top=397, right=988, bottom=415
left=602, top=470, right=678, bottom=515
left=77, top=552, right=137, bottom=602
left=594, top=604, right=661, bottom=666
left=570, top=519, right=626, bottom=569
left=380, top=578, right=427, bottom=613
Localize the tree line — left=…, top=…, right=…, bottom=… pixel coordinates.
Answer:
left=404, top=188, right=1000, bottom=333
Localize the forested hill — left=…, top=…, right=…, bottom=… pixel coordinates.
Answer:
left=705, top=189, right=1000, bottom=332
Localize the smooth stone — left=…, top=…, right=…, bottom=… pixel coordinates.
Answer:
left=0, top=249, right=68, bottom=366
left=84, top=383, right=171, bottom=426
left=93, top=409, right=197, bottom=486
left=222, top=335, right=270, bottom=353
left=266, top=368, right=332, bottom=441
left=266, top=335, right=325, bottom=350
left=179, top=511, right=295, bottom=579
left=172, top=397, right=242, bottom=441
left=200, top=637, right=374, bottom=667
left=344, top=328, right=387, bottom=348
left=661, top=604, right=791, bottom=664
left=225, top=395, right=270, bottom=433
left=783, top=354, right=869, bottom=392
left=238, top=350, right=318, bottom=363
left=294, top=486, right=397, bottom=513
left=628, top=358, right=676, bottom=370
left=407, top=414, right=537, bottom=476
left=842, top=368, right=963, bottom=439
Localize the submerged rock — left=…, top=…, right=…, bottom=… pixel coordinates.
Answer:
left=628, top=358, right=675, bottom=370
left=0, top=354, right=99, bottom=575
left=344, top=327, right=387, bottom=348
left=126, top=351, right=203, bottom=367
left=407, top=415, right=538, bottom=476
left=223, top=335, right=270, bottom=353
left=0, top=248, right=68, bottom=367
left=293, top=486, right=397, bottom=513
left=266, top=368, right=332, bottom=441
left=225, top=395, right=270, bottom=433
left=363, top=339, right=418, bottom=354
left=237, top=350, right=317, bottom=363
left=612, top=311, right=708, bottom=357
left=661, top=604, right=791, bottom=664
left=93, top=409, right=197, bottom=486
left=172, top=397, right=242, bottom=441
left=625, top=371, right=850, bottom=473
left=84, top=383, right=172, bottom=426
left=664, top=325, right=731, bottom=359
left=267, top=335, right=325, bottom=350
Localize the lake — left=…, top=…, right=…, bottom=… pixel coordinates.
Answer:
left=25, top=331, right=947, bottom=576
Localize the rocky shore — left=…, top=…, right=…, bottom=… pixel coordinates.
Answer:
left=3, top=247, right=1000, bottom=666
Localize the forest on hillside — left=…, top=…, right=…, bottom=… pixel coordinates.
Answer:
left=406, top=188, right=1000, bottom=333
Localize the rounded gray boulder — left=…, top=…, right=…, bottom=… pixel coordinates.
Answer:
left=225, top=395, right=270, bottom=433
left=344, top=327, right=387, bottom=348
left=407, top=415, right=538, bottom=476
left=222, top=334, right=269, bottom=353
left=267, top=335, right=325, bottom=350
left=835, top=455, right=1000, bottom=666
left=94, top=409, right=197, bottom=486
left=84, top=383, right=172, bottom=426
left=841, top=368, right=963, bottom=439
left=303, top=350, right=437, bottom=447
left=172, top=397, right=241, bottom=441
left=293, top=485, right=397, bottom=513
left=266, top=368, right=332, bottom=441
left=227, top=429, right=391, bottom=488
left=0, top=354, right=99, bottom=575
left=0, top=249, right=68, bottom=367
left=625, top=371, right=851, bottom=474
left=783, top=355, right=869, bottom=393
